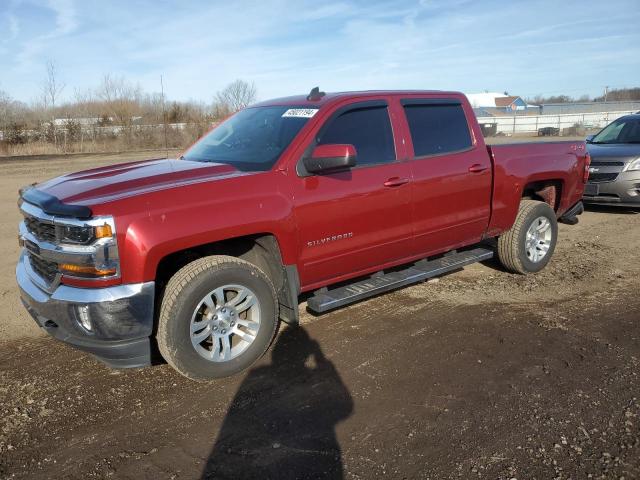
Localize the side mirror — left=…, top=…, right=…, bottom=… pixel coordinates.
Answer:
left=586, top=134, right=595, bottom=143
left=303, top=144, right=357, bottom=174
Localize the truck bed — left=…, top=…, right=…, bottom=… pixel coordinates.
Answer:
left=486, top=141, right=588, bottom=236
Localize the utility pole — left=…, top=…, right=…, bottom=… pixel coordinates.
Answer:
left=604, top=85, right=609, bottom=103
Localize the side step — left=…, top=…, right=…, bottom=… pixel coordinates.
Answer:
left=559, top=200, right=584, bottom=225
left=307, top=247, right=494, bottom=313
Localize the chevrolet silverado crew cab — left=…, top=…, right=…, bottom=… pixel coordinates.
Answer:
left=16, top=89, right=590, bottom=380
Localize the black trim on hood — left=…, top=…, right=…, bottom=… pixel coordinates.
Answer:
left=20, top=187, right=92, bottom=219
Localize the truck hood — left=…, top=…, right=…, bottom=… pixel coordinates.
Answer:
left=33, top=158, right=243, bottom=206
left=587, top=143, right=640, bottom=162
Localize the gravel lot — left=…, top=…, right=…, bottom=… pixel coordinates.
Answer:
left=0, top=149, right=638, bottom=479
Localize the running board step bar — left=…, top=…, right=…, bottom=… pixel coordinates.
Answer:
left=307, top=247, right=494, bottom=314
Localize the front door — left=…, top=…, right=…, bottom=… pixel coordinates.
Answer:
left=291, top=100, right=412, bottom=290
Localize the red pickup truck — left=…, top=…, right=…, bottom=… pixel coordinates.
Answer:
left=17, top=89, right=590, bottom=380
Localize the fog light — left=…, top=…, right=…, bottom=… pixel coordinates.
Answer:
left=627, top=188, right=640, bottom=197
left=76, top=305, right=92, bottom=331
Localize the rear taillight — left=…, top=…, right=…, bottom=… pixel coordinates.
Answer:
left=583, top=152, right=591, bottom=183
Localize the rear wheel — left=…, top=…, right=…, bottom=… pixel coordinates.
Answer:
left=497, top=200, right=558, bottom=274
left=157, top=255, right=279, bottom=381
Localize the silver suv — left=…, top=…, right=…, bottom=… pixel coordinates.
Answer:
left=584, top=114, right=640, bottom=207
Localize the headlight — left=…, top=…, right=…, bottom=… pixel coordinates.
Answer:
left=58, top=220, right=118, bottom=279
left=55, top=218, right=119, bottom=280
left=626, top=158, right=640, bottom=172
left=57, top=223, right=113, bottom=245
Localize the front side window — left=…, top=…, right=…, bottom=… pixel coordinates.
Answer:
left=592, top=117, right=640, bottom=144
left=183, top=106, right=315, bottom=171
left=317, top=106, right=396, bottom=166
left=403, top=103, right=472, bottom=157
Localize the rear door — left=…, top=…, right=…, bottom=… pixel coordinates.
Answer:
left=400, top=97, right=492, bottom=256
left=291, top=99, right=412, bottom=290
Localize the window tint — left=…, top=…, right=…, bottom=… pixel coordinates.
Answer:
left=318, top=106, right=395, bottom=166
left=183, top=106, right=312, bottom=171
left=403, top=103, right=472, bottom=157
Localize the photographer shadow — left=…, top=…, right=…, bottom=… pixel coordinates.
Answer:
left=201, top=325, right=353, bottom=480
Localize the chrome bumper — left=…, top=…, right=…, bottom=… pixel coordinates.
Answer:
left=583, top=171, right=640, bottom=207
left=17, top=252, right=155, bottom=368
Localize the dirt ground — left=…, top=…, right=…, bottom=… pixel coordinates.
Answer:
left=1, top=149, right=639, bottom=479
left=0, top=150, right=179, bottom=340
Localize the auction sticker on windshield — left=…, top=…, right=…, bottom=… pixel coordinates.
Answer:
left=282, top=108, right=318, bottom=118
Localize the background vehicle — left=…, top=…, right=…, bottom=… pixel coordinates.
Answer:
left=538, top=127, right=560, bottom=137
left=16, top=89, right=589, bottom=380
left=584, top=113, right=640, bottom=207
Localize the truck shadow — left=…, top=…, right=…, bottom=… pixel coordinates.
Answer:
left=201, top=325, right=353, bottom=480
left=584, top=204, right=639, bottom=215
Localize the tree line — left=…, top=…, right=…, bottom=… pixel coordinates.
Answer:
left=0, top=62, right=257, bottom=155
left=526, top=87, right=640, bottom=105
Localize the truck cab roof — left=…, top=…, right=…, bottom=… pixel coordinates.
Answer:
left=252, top=90, right=463, bottom=109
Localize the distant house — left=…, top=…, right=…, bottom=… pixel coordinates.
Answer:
left=466, top=92, right=539, bottom=116
left=494, top=95, right=527, bottom=112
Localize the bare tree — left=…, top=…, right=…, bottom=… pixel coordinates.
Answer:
left=214, top=79, right=257, bottom=115
left=1, top=89, right=31, bottom=145
left=0, top=89, right=11, bottom=122
left=97, top=74, right=142, bottom=127
left=72, top=87, right=96, bottom=116
left=0, top=89, right=13, bottom=140
left=42, top=60, right=65, bottom=111
left=71, top=88, right=99, bottom=150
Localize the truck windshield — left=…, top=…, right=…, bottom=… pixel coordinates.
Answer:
left=591, top=117, right=640, bottom=144
left=182, top=106, right=316, bottom=171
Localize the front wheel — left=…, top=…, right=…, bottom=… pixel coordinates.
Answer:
left=157, top=255, right=279, bottom=381
left=497, top=200, right=558, bottom=274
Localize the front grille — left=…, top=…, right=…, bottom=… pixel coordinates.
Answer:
left=588, top=172, right=619, bottom=183
left=28, top=254, right=58, bottom=284
left=24, top=216, right=56, bottom=243
left=590, top=161, right=625, bottom=167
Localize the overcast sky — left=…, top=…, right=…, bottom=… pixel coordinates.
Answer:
left=1, top=0, right=639, bottom=104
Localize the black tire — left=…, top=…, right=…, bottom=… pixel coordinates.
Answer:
left=497, top=200, right=558, bottom=274
left=157, top=255, right=279, bottom=381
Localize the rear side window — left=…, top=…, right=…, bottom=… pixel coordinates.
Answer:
left=318, top=106, right=396, bottom=166
left=403, top=103, right=472, bottom=157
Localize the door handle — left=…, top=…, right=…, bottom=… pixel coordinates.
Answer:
left=383, top=177, right=410, bottom=187
left=468, top=164, right=488, bottom=173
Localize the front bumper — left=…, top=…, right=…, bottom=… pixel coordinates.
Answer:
left=17, top=252, right=155, bottom=368
left=583, top=171, right=640, bottom=207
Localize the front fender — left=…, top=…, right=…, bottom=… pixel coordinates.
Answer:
left=99, top=172, right=298, bottom=284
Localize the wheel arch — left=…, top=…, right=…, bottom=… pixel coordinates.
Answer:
left=521, top=179, right=564, bottom=213
left=154, top=233, right=300, bottom=326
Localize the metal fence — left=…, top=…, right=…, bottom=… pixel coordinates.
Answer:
left=476, top=110, right=637, bottom=136
left=0, top=122, right=196, bottom=142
